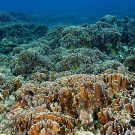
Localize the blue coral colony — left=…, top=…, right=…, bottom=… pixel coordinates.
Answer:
left=0, top=3, right=135, bottom=135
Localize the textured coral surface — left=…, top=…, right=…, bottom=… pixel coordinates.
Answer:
left=0, top=12, right=135, bottom=135
left=4, top=71, right=135, bottom=135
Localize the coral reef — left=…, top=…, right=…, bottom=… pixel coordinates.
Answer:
left=0, top=22, right=35, bottom=53
left=88, top=23, right=121, bottom=53
left=44, top=15, right=135, bottom=55
left=0, top=12, right=48, bottom=54
left=7, top=71, right=135, bottom=135
left=9, top=51, right=49, bottom=76
left=124, top=55, right=135, bottom=72
left=0, top=95, right=15, bottom=133
left=59, top=26, right=91, bottom=48
left=0, top=12, right=12, bottom=22
left=2, top=15, right=134, bottom=76
left=99, top=15, right=135, bottom=46
left=0, top=13, right=135, bottom=135
left=9, top=44, right=123, bottom=76
left=51, top=47, right=122, bottom=74
left=33, top=25, right=48, bottom=37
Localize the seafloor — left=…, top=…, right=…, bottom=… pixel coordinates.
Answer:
left=0, top=11, right=135, bottom=135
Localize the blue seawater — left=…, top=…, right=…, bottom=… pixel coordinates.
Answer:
left=0, top=0, right=135, bottom=25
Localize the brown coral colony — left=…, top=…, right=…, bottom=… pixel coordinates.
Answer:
left=7, top=71, right=135, bottom=135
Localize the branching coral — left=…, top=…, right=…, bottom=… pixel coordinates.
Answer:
left=52, top=47, right=122, bottom=74
left=59, top=26, right=91, bottom=48
left=9, top=51, right=49, bottom=76
left=8, top=71, right=135, bottom=135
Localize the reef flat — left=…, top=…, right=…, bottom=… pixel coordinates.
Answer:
left=0, top=12, right=135, bottom=135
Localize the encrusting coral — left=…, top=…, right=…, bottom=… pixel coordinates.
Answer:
left=7, top=70, right=135, bottom=135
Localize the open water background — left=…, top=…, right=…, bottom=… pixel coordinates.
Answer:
left=0, top=0, right=135, bottom=19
